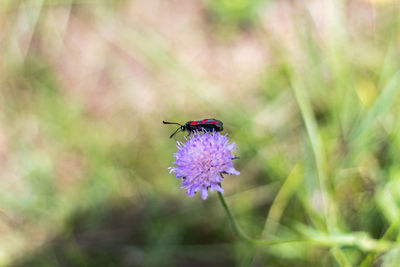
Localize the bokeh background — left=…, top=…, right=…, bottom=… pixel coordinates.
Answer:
left=1, top=0, right=400, bottom=266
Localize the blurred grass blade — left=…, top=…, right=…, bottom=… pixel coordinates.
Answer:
left=289, top=71, right=335, bottom=231
left=351, top=70, right=400, bottom=143
left=360, top=183, right=400, bottom=266
left=18, top=0, right=45, bottom=60
left=290, top=71, right=351, bottom=266
left=381, top=247, right=400, bottom=267
left=331, top=247, right=352, bottom=267
left=261, top=163, right=303, bottom=237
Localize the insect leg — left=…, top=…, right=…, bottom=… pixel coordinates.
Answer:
left=169, top=127, right=182, bottom=138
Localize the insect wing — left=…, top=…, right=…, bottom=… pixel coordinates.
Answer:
left=197, top=119, right=223, bottom=131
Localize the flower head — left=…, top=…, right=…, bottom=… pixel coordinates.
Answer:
left=169, top=131, right=240, bottom=200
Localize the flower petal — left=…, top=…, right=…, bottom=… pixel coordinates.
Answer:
left=201, top=186, right=208, bottom=200
left=215, top=184, right=224, bottom=193
left=226, top=167, right=240, bottom=175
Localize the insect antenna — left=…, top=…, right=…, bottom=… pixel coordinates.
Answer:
left=163, top=121, right=184, bottom=138
left=163, top=121, right=183, bottom=126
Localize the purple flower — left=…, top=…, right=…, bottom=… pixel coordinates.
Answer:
left=169, top=131, right=240, bottom=200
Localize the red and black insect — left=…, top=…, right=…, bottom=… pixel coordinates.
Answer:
left=163, top=119, right=223, bottom=138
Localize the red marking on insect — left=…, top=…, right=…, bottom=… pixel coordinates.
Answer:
left=190, top=121, right=199, bottom=125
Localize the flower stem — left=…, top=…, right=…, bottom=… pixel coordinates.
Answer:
left=217, top=192, right=306, bottom=245
left=217, top=192, right=255, bottom=243
left=217, top=192, right=396, bottom=253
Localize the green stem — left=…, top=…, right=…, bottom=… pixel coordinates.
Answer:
left=217, top=192, right=396, bottom=253
left=359, top=218, right=400, bottom=267
left=217, top=191, right=254, bottom=243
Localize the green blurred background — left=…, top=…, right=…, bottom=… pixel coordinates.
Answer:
left=1, top=0, right=400, bottom=266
